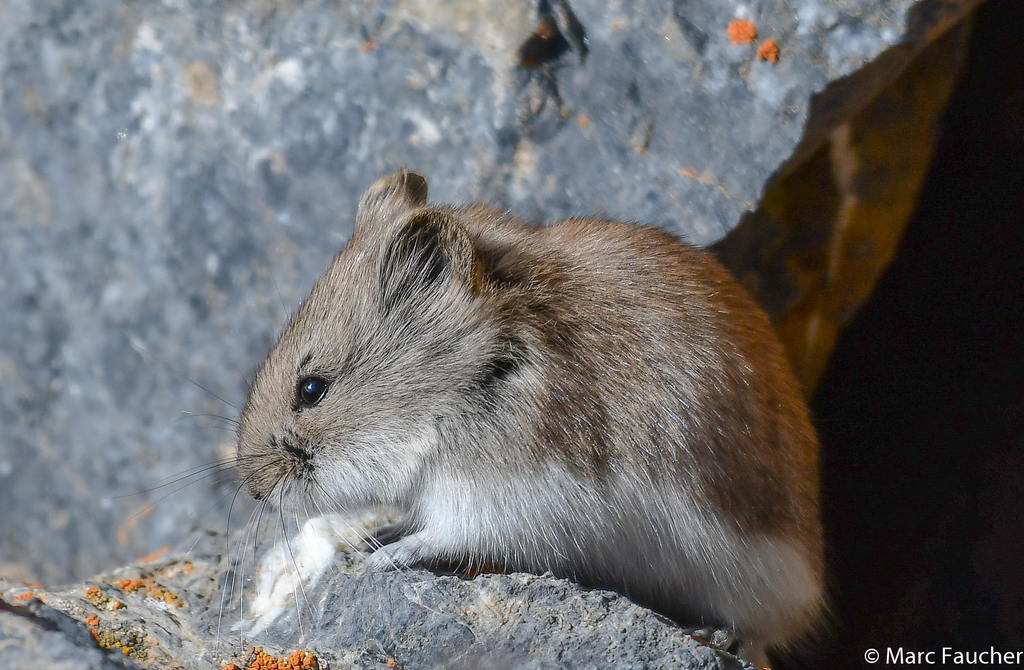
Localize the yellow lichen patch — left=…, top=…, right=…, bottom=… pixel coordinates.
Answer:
left=85, top=586, right=109, bottom=609
left=85, top=585, right=127, bottom=611
left=92, top=627, right=149, bottom=661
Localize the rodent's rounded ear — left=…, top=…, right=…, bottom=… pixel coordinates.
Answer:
left=356, top=171, right=428, bottom=233
left=379, top=210, right=479, bottom=306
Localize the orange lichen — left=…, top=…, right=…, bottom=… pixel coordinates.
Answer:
left=577, top=114, right=591, bottom=129
left=85, top=585, right=109, bottom=609
left=245, top=648, right=319, bottom=670
left=727, top=20, right=757, bottom=45
left=117, top=504, right=154, bottom=546
left=90, top=626, right=148, bottom=660
left=758, top=39, right=781, bottom=63
left=139, top=546, right=171, bottom=564
left=115, top=579, right=145, bottom=593
left=16, top=591, right=36, bottom=601
left=113, top=577, right=185, bottom=607
left=86, top=615, right=100, bottom=626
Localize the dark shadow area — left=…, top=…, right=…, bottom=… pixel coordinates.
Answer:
left=797, top=0, right=1024, bottom=665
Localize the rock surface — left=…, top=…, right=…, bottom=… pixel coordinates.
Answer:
left=0, top=595, right=137, bottom=669
left=0, top=516, right=754, bottom=669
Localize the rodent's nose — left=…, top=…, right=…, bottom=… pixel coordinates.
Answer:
left=268, top=434, right=309, bottom=461
left=280, top=437, right=309, bottom=462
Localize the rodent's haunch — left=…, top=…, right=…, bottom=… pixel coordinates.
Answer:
left=237, top=171, right=823, bottom=664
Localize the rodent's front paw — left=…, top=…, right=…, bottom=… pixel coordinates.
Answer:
left=680, top=626, right=738, bottom=654
left=363, top=533, right=428, bottom=571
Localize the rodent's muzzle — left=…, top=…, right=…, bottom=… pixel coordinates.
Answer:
left=238, top=432, right=315, bottom=502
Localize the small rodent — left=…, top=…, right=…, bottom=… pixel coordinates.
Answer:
left=237, top=171, right=823, bottom=664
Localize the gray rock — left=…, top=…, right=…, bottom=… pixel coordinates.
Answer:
left=0, top=519, right=754, bottom=669
left=0, top=596, right=139, bottom=669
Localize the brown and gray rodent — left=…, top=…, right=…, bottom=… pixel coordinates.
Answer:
left=236, top=171, right=823, bottom=665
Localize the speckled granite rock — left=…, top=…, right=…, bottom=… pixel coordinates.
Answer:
left=0, top=519, right=754, bottom=669
left=0, top=0, right=978, bottom=629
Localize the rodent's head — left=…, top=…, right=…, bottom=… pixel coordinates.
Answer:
left=237, top=172, right=510, bottom=510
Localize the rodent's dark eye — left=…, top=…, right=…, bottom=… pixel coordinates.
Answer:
left=296, top=376, right=329, bottom=408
